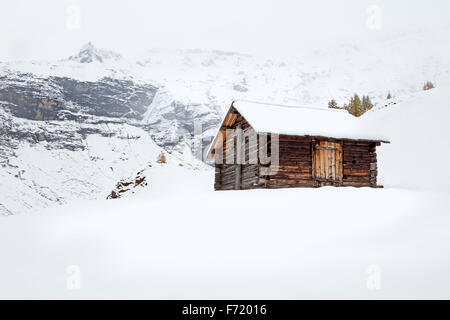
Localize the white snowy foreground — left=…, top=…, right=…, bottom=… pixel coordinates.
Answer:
left=1, top=87, right=450, bottom=299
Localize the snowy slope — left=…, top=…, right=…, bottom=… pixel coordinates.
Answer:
left=363, top=87, right=450, bottom=191
left=0, top=85, right=449, bottom=299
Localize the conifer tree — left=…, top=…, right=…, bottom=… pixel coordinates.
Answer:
left=423, top=81, right=435, bottom=91
left=342, top=94, right=374, bottom=117
left=328, top=99, right=339, bottom=109
left=348, top=94, right=362, bottom=117
left=157, top=151, right=167, bottom=164
left=361, top=95, right=374, bottom=114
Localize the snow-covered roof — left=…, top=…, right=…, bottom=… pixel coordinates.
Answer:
left=234, top=100, right=388, bottom=140
left=208, top=100, right=389, bottom=157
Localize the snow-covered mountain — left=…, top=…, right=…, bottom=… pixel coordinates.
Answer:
left=1, top=26, right=450, bottom=215
left=67, top=42, right=123, bottom=64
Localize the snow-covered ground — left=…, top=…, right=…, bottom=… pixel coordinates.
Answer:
left=1, top=86, right=449, bottom=299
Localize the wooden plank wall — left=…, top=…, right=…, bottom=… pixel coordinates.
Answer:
left=264, top=135, right=314, bottom=188
left=342, top=141, right=378, bottom=187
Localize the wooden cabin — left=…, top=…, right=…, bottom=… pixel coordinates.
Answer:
left=208, top=101, right=389, bottom=190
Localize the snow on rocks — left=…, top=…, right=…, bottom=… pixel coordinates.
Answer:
left=107, top=168, right=149, bottom=199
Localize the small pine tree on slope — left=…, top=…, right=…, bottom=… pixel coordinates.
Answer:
left=423, top=81, right=435, bottom=91
left=328, top=99, right=339, bottom=109
left=347, top=94, right=362, bottom=117
left=157, top=151, right=167, bottom=164
left=362, top=95, right=374, bottom=113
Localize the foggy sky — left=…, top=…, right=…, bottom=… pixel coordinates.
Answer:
left=1, top=0, right=449, bottom=61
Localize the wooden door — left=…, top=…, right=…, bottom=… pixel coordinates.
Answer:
left=313, top=141, right=343, bottom=186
